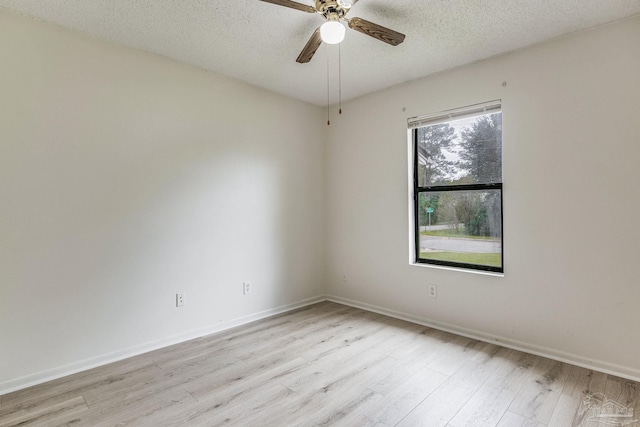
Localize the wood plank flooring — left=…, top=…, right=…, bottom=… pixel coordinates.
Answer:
left=1, top=301, right=639, bottom=426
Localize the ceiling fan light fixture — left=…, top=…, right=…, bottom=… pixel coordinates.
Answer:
left=320, top=20, right=346, bottom=44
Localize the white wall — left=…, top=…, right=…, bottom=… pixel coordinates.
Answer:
left=0, top=9, right=325, bottom=392
left=326, top=16, right=640, bottom=378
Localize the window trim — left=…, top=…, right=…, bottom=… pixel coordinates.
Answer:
left=408, top=100, right=502, bottom=130
left=410, top=103, right=504, bottom=273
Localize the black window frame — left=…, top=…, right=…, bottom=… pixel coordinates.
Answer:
left=411, top=106, right=504, bottom=273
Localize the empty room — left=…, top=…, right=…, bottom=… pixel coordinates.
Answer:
left=1, top=1, right=640, bottom=426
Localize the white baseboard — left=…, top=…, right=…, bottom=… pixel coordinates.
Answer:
left=326, top=294, right=640, bottom=383
left=5, top=294, right=639, bottom=396
left=0, top=296, right=325, bottom=396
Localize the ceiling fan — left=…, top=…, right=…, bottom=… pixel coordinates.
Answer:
left=259, top=0, right=406, bottom=63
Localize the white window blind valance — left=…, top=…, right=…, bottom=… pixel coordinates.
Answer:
left=408, top=100, right=501, bottom=129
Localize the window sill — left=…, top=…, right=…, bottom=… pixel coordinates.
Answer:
left=410, top=261, right=505, bottom=277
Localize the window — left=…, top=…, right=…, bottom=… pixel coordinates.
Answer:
left=410, top=101, right=503, bottom=273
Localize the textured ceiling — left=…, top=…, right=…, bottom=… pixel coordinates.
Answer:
left=1, top=0, right=639, bottom=106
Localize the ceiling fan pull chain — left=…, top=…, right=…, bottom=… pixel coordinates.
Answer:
left=327, top=44, right=331, bottom=126
left=339, top=43, right=342, bottom=115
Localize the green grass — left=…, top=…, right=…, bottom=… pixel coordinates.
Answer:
left=420, top=229, right=500, bottom=241
left=420, top=251, right=502, bottom=267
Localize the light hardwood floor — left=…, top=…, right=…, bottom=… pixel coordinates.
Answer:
left=1, top=301, right=638, bottom=426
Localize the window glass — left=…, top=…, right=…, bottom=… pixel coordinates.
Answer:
left=418, top=190, right=502, bottom=270
left=412, top=103, right=503, bottom=273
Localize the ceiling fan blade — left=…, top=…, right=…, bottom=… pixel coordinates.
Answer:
left=259, top=0, right=316, bottom=13
left=296, top=27, right=323, bottom=63
left=348, top=17, right=405, bottom=46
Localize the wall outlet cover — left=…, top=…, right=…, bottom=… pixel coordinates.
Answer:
left=243, top=281, right=253, bottom=295
left=428, top=284, right=437, bottom=298
left=176, top=293, right=186, bottom=307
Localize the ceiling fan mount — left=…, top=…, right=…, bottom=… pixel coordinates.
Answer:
left=315, top=0, right=350, bottom=18
left=259, top=0, right=405, bottom=63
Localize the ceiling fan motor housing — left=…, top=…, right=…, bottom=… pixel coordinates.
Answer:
left=316, top=0, right=350, bottom=19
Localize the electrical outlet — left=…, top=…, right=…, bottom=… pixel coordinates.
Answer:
left=428, top=284, right=437, bottom=299
left=342, top=274, right=348, bottom=283
left=243, top=281, right=253, bottom=295
left=176, top=293, right=186, bottom=307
